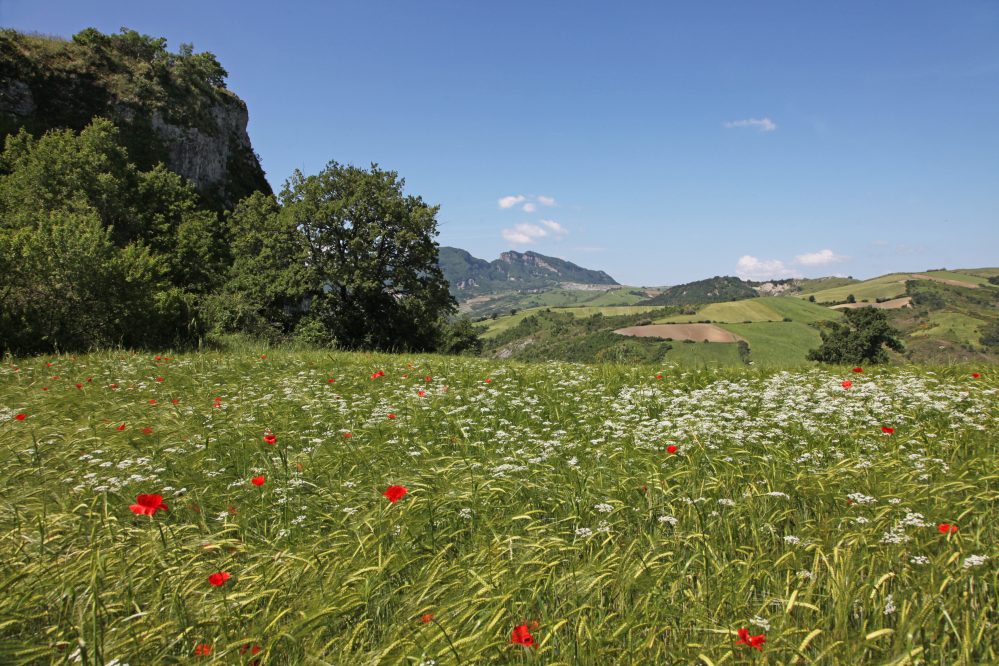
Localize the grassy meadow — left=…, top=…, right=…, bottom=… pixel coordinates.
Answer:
left=2, top=348, right=998, bottom=665
left=802, top=275, right=911, bottom=305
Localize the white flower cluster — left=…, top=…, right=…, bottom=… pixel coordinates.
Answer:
left=963, top=555, right=989, bottom=570
left=658, top=516, right=678, bottom=525
left=594, top=503, right=614, bottom=513
left=847, top=493, right=878, bottom=504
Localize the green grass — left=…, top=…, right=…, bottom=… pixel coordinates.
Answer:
left=654, top=299, right=782, bottom=323
left=920, top=270, right=993, bottom=286
left=793, top=277, right=860, bottom=295
left=662, top=341, right=743, bottom=366
left=763, top=297, right=844, bottom=323
left=803, top=273, right=911, bottom=304
left=2, top=348, right=999, bottom=665
left=951, top=267, right=999, bottom=279
left=910, top=312, right=990, bottom=346
left=480, top=305, right=662, bottom=338
left=718, top=321, right=826, bottom=366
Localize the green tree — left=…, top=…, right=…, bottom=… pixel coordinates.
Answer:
left=808, top=295, right=816, bottom=302
left=280, top=162, right=456, bottom=351
left=0, top=212, right=172, bottom=354
left=0, top=119, right=227, bottom=294
left=203, top=191, right=312, bottom=339
left=806, top=307, right=905, bottom=365
left=846, top=294, right=856, bottom=304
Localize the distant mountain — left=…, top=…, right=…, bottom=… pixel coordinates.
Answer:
left=438, top=247, right=618, bottom=295
left=643, top=276, right=758, bottom=306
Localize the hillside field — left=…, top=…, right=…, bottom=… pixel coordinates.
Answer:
left=920, top=270, right=993, bottom=287
left=801, top=274, right=911, bottom=304
left=653, top=298, right=843, bottom=325
left=718, top=321, right=826, bottom=366
left=480, top=304, right=662, bottom=338
left=1, top=350, right=997, bottom=664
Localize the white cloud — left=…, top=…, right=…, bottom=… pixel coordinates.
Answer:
left=791, top=249, right=852, bottom=267
left=522, top=203, right=537, bottom=212
left=736, top=255, right=800, bottom=279
left=498, top=195, right=525, bottom=209
left=870, top=240, right=891, bottom=246
left=539, top=219, right=569, bottom=235
left=501, top=223, right=553, bottom=245
left=537, top=195, right=557, bottom=206
left=724, top=117, right=777, bottom=131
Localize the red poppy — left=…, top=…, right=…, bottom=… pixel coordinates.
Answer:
left=117, top=424, right=126, bottom=430
left=263, top=434, right=277, bottom=445
left=343, top=432, right=352, bottom=439
left=241, top=645, right=261, bottom=655
left=149, top=399, right=157, bottom=404
left=842, top=380, right=852, bottom=389
left=75, top=384, right=83, bottom=388
left=511, top=624, right=535, bottom=646
left=667, top=445, right=678, bottom=454
left=15, top=414, right=25, bottom=421
left=164, top=357, right=169, bottom=361
left=388, top=414, right=396, bottom=419
left=194, top=645, right=212, bottom=656
left=383, top=485, right=407, bottom=502
left=938, top=523, right=957, bottom=533
left=155, top=357, right=161, bottom=361
left=46, top=363, right=51, bottom=366
left=142, top=428, right=152, bottom=434
left=425, top=376, right=432, bottom=381
left=418, top=390, right=426, bottom=396
left=656, top=375, right=662, bottom=379
left=736, top=628, right=766, bottom=651
left=87, top=378, right=92, bottom=382
left=229, top=506, right=237, bottom=514
left=328, top=379, right=335, bottom=383
left=251, top=476, right=265, bottom=486
left=208, top=572, right=230, bottom=586
left=130, top=494, right=168, bottom=516
left=402, top=375, right=407, bottom=378
left=485, top=379, right=492, bottom=383
left=190, top=505, right=201, bottom=512
left=110, top=384, right=117, bottom=388
left=172, top=399, right=179, bottom=404
left=156, top=377, right=163, bottom=382
left=853, top=367, right=863, bottom=373
left=972, top=373, right=981, bottom=378
left=882, top=427, right=894, bottom=434
left=421, top=614, right=434, bottom=623
left=42, top=387, right=49, bottom=391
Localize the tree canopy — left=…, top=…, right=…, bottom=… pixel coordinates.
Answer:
left=806, top=307, right=906, bottom=365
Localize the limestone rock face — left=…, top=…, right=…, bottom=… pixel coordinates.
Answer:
left=0, top=79, right=36, bottom=115
left=150, top=100, right=254, bottom=197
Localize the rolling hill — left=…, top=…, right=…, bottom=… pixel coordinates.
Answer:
left=642, top=276, right=758, bottom=306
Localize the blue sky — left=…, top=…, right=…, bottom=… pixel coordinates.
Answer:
left=6, top=1, right=997, bottom=286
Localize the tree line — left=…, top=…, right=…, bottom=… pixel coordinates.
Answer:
left=0, top=120, right=479, bottom=355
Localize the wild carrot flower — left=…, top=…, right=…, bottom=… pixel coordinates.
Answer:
left=130, top=494, right=168, bottom=516
left=383, top=485, right=407, bottom=502
left=208, top=572, right=230, bottom=586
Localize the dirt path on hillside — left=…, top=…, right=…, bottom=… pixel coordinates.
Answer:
left=830, top=297, right=913, bottom=310
left=911, top=274, right=980, bottom=289
left=614, top=324, right=747, bottom=343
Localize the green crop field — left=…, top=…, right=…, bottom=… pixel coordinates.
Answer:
left=662, top=341, right=743, bottom=366
left=480, top=305, right=663, bottom=338
left=802, top=273, right=911, bottom=304
left=655, top=300, right=782, bottom=323
left=2, top=349, right=997, bottom=665
left=951, top=267, right=999, bottom=279
left=763, top=297, right=844, bottom=323
left=910, top=312, right=990, bottom=346
left=920, top=270, right=993, bottom=286
left=793, top=277, right=860, bottom=295
left=718, top=321, right=826, bottom=366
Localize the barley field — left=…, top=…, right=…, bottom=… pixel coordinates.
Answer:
left=1, top=348, right=997, bottom=665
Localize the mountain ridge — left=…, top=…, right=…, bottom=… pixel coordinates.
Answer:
left=439, top=247, right=618, bottom=296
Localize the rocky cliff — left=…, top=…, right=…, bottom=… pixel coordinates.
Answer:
left=439, top=247, right=618, bottom=295
left=0, top=28, right=271, bottom=207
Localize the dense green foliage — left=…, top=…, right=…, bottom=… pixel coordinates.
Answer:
left=438, top=247, right=618, bottom=296
left=806, top=307, right=906, bottom=365
left=0, top=27, right=270, bottom=206
left=1, top=348, right=996, bottom=664
left=644, top=275, right=758, bottom=306
left=0, top=122, right=465, bottom=355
